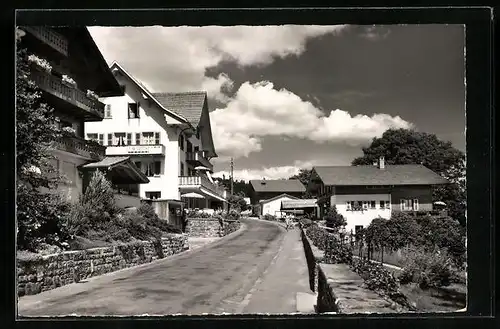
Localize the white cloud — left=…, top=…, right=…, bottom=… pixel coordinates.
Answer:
left=88, top=25, right=347, bottom=96
left=210, top=81, right=413, bottom=158
left=213, top=160, right=316, bottom=182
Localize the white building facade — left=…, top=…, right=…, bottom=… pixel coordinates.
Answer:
left=260, top=194, right=300, bottom=219
left=85, top=62, right=227, bottom=226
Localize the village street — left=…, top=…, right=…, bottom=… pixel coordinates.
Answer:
left=18, top=218, right=311, bottom=316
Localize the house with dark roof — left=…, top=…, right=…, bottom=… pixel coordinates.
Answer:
left=18, top=26, right=148, bottom=207
left=249, top=179, right=306, bottom=215
left=308, top=156, right=449, bottom=233
left=259, top=193, right=300, bottom=218
left=85, top=62, right=228, bottom=228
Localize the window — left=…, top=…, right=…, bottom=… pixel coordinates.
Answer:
left=135, top=133, right=141, bottom=145
left=362, top=201, right=369, bottom=209
left=155, top=132, right=160, bottom=145
left=143, top=132, right=155, bottom=145
left=180, top=162, right=184, bottom=176
left=114, top=132, right=126, bottom=146
left=179, top=134, right=185, bottom=150
left=194, top=146, right=199, bottom=152
left=128, top=103, right=139, bottom=119
left=98, top=134, right=104, bottom=145
left=346, top=201, right=351, bottom=210
left=62, top=161, right=76, bottom=186
left=134, top=161, right=141, bottom=171
left=104, top=104, right=112, bottom=118
left=87, top=133, right=98, bottom=141
left=187, top=140, right=193, bottom=153
left=126, top=133, right=132, bottom=145
left=107, top=133, right=112, bottom=146
left=370, top=201, right=376, bottom=209
left=400, top=199, right=419, bottom=211
left=145, top=161, right=161, bottom=177
left=380, top=200, right=385, bottom=209
left=145, top=191, right=161, bottom=200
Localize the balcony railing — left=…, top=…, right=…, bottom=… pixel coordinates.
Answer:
left=23, top=26, right=69, bottom=56
left=185, top=151, right=213, bottom=171
left=30, top=67, right=105, bottom=120
left=106, top=144, right=166, bottom=156
left=179, top=175, right=226, bottom=198
left=54, top=134, right=106, bottom=160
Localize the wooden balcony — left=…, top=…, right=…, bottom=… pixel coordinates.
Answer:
left=30, top=67, right=105, bottom=121
left=106, top=144, right=166, bottom=156
left=54, top=134, right=106, bottom=160
left=23, top=26, right=69, bottom=56
left=179, top=176, right=226, bottom=198
left=185, top=151, right=213, bottom=171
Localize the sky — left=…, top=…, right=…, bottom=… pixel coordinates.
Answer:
left=88, top=24, right=465, bottom=182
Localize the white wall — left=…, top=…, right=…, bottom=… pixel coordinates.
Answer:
left=333, top=193, right=392, bottom=233
left=51, top=150, right=86, bottom=203
left=262, top=196, right=297, bottom=218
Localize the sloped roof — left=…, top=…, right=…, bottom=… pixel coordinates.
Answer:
left=152, top=92, right=207, bottom=127
left=250, top=179, right=306, bottom=193
left=82, top=156, right=149, bottom=184
left=259, top=193, right=300, bottom=204
left=313, top=165, right=449, bottom=186
left=82, top=156, right=130, bottom=168
left=281, top=199, right=318, bottom=209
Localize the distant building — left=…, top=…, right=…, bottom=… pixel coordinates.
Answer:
left=260, top=194, right=300, bottom=219
left=249, top=179, right=306, bottom=206
left=307, top=157, right=449, bottom=234
left=281, top=199, right=319, bottom=218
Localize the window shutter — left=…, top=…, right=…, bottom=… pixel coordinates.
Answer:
left=136, top=133, right=141, bottom=145
left=400, top=199, right=405, bottom=211
left=105, top=104, right=112, bottom=118
left=107, top=133, right=112, bottom=146
left=346, top=202, right=350, bottom=210
left=154, top=161, right=161, bottom=175
left=413, top=199, right=419, bottom=211
left=136, top=102, right=140, bottom=118
left=98, top=134, right=104, bottom=145
left=127, top=133, right=132, bottom=145
left=155, top=132, right=160, bottom=145
left=128, top=104, right=133, bottom=118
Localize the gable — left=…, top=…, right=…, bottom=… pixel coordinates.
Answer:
left=250, top=179, right=306, bottom=193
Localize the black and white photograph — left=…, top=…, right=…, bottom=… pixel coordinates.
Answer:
left=15, top=18, right=471, bottom=317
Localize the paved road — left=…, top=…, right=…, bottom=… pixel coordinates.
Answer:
left=18, top=218, right=286, bottom=317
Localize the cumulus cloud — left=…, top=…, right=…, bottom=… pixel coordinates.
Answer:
left=213, top=160, right=316, bottom=182
left=210, top=81, right=413, bottom=158
left=88, top=25, right=347, bottom=97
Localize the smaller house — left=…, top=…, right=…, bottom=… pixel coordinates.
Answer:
left=260, top=193, right=299, bottom=219
left=249, top=179, right=306, bottom=205
left=281, top=199, right=319, bottom=218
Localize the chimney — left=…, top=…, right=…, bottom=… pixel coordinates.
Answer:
left=379, top=156, right=385, bottom=169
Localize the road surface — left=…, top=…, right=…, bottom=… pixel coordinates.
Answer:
left=18, top=218, right=286, bottom=317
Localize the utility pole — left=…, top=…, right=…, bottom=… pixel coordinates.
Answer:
left=230, top=157, right=234, bottom=195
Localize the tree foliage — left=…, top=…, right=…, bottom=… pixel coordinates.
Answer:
left=324, top=206, right=347, bottom=231
left=227, top=192, right=249, bottom=211
left=289, top=168, right=313, bottom=198
left=16, top=31, right=69, bottom=251
left=352, top=128, right=466, bottom=226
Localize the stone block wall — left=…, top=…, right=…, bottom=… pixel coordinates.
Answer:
left=186, top=218, right=222, bottom=238
left=223, top=220, right=241, bottom=236
left=17, top=234, right=188, bottom=297
left=300, top=227, right=324, bottom=292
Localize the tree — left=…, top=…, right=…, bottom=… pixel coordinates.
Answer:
left=324, top=206, right=347, bottom=231
left=227, top=192, right=248, bottom=211
left=16, top=29, right=69, bottom=251
left=289, top=168, right=313, bottom=198
left=352, top=128, right=466, bottom=226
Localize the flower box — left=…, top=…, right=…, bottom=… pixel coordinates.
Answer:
left=86, top=89, right=99, bottom=100
left=62, top=75, right=76, bottom=87
left=27, top=54, right=52, bottom=73
left=61, top=126, right=76, bottom=135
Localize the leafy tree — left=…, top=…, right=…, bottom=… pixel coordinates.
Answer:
left=289, top=168, right=313, bottom=198
left=324, top=205, right=347, bottom=231
left=385, top=212, right=422, bottom=250
left=227, top=192, right=249, bottom=211
left=352, top=128, right=466, bottom=226
left=16, top=29, right=69, bottom=251
left=365, top=217, right=390, bottom=250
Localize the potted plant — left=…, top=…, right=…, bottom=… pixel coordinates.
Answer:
left=27, top=54, right=52, bottom=73
left=86, top=89, right=99, bottom=100
left=62, top=74, right=76, bottom=87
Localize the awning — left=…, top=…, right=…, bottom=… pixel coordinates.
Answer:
left=181, top=192, right=205, bottom=199
left=81, top=156, right=149, bottom=184
left=281, top=199, right=318, bottom=210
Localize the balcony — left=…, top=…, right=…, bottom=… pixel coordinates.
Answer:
left=23, top=26, right=69, bottom=56
left=106, top=144, right=166, bottom=156
left=179, top=176, right=226, bottom=198
left=30, top=67, right=105, bottom=121
left=186, top=151, right=213, bottom=171
left=54, top=134, right=106, bottom=160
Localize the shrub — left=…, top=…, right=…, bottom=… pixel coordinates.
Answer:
left=400, top=247, right=459, bottom=288
left=324, top=236, right=352, bottom=264
left=305, top=225, right=329, bottom=250
left=323, top=206, right=346, bottom=231
left=138, top=202, right=181, bottom=234
left=385, top=212, right=421, bottom=250
left=299, top=217, right=313, bottom=228
left=352, top=258, right=415, bottom=310
left=186, top=209, right=212, bottom=218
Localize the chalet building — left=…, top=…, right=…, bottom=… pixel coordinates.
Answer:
left=84, top=62, right=228, bottom=226
left=307, top=157, right=449, bottom=234
left=249, top=179, right=306, bottom=217
left=18, top=26, right=148, bottom=207
left=259, top=194, right=300, bottom=218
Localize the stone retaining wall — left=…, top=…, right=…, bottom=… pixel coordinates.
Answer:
left=17, top=234, right=188, bottom=297
left=186, top=217, right=241, bottom=238
left=300, top=226, right=324, bottom=292
left=317, top=263, right=400, bottom=314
